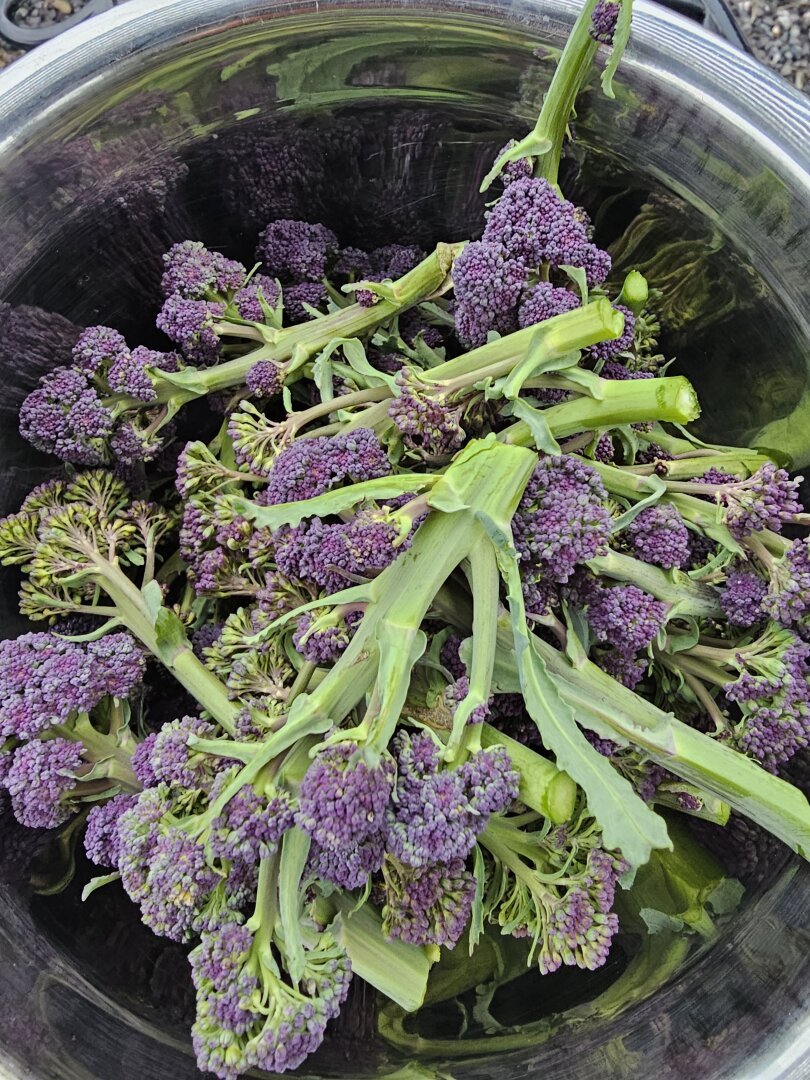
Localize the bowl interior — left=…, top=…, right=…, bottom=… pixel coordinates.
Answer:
left=0, top=3, right=809, bottom=1078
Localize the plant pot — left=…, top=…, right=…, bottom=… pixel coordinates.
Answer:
left=0, top=1, right=808, bottom=1077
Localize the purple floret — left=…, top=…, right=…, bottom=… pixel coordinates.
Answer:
left=495, top=140, right=535, bottom=186
left=156, top=296, right=225, bottom=365
left=84, top=793, right=137, bottom=867
left=601, top=361, right=653, bottom=381
left=138, top=828, right=221, bottom=941
left=234, top=274, right=281, bottom=322
left=4, top=738, right=84, bottom=828
left=587, top=584, right=668, bottom=652
left=308, top=835, right=385, bottom=890
left=292, top=610, right=362, bottom=663
left=107, top=350, right=158, bottom=402
left=0, top=631, right=144, bottom=741
left=598, top=647, right=647, bottom=689
left=20, top=366, right=113, bottom=465
left=588, top=304, right=635, bottom=361
left=717, top=464, right=803, bottom=539
left=72, top=324, right=129, bottom=374
left=132, top=732, right=158, bottom=787
left=483, top=177, right=611, bottom=286
left=444, top=675, right=491, bottom=726
left=398, top=308, right=444, bottom=350
left=210, top=784, right=295, bottom=864
left=388, top=369, right=466, bottom=457
left=245, top=359, right=283, bottom=398
left=283, top=282, right=328, bottom=323
left=382, top=858, right=475, bottom=949
left=626, top=504, right=691, bottom=569
left=257, top=219, right=338, bottom=283
left=297, top=743, right=395, bottom=850
left=518, top=282, right=580, bottom=328
left=762, top=538, right=810, bottom=630
left=385, top=733, right=516, bottom=870
left=149, top=715, right=225, bottom=791
left=513, top=454, right=612, bottom=586
left=161, top=240, right=246, bottom=300
left=590, top=0, right=621, bottom=43
left=261, top=427, right=390, bottom=504
left=452, top=240, right=526, bottom=347
left=720, top=565, right=768, bottom=627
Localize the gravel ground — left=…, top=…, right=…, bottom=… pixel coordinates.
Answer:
left=728, top=0, right=810, bottom=93
left=0, top=0, right=807, bottom=89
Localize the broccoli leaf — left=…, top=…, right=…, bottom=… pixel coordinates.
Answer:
left=278, top=827, right=311, bottom=984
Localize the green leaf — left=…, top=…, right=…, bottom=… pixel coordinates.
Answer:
left=230, top=475, right=436, bottom=530
left=501, top=339, right=582, bottom=401
left=81, top=872, right=121, bottom=902
left=469, top=845, right=486, bottom=953
left=342, top=337, right=398, bottom=391
left=601, top=0, right=634, bottom=99
left=610, top=474, right=667, bottom=533
left=152, top=367, right=209, bottom=397
left=481, top=512, right=671, bottom=869
left=141, top=579, right=164, bottom=627
left=505, top=399, right=561, bottom=455
left=639, top=908, right=685, bottom=935
left=153, top=607, right=189, bottom=665
left=706, top=877, right=745, bottom=916
left=558, top=264, right=589, bottom=304
left=329, top=897, right=431, bottom=1013
left=278, top=827, right=311, bottom=983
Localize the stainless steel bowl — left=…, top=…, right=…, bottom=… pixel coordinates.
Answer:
left=0, top=2, right=808, bottom=1077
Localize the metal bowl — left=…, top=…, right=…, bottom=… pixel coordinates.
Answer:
left=0, top=1, right=808, bottom=1077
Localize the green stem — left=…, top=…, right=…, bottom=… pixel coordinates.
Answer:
left=502, top=375, right=700, bottom=446
left=152, top=243, right=462, bottom=405
left=480, top=723, right=577, bottom=822
left=88, top=556, right=240, bottom=736
left=587, top=549, right=722, bottom=617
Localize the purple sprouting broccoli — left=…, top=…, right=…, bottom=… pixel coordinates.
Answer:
left=636, top=442, right=673, bottom=465
left=495, top=139, right=535, bottom=186
left=72, top=325, right=129, bottom=374
left=0, top=631, right=145, bottom=741
left=283, top=282, right=328, bottom=324
left=590, top=0, right=621, bottom=44
left=588, top=304, right=635, bottom=361
left=156, top=296, right=225, bottom=365
left=234, top=275, right=281, bottom=322
left=260, top=427, right=390, bottom=504
left=245, top=359, right=283, bottom=399
left=439, top=633, right=467, bottom=681
left=626, top=504, right=691, bottom=570
left=381, top=856, right=475, bottom=949
left=333, top=246, right=373, bottom=280
left=209, top=783, right=295, bottom=865
left=149, top=715, right=234, bottom=792
left=444, top=675, right=492, bottom=726
left=601, top=361, right=653, bottom=381
left=354, top=244, right=426, bottom=306
left=293, top=609, right=363, bottom=664
left=4, top=738, right=85, bottom=829
left=385, top=731, right=518, bottom=869
left=388, top=369, right=467, bottom=457
left=715, top=464, right=803, bottom=539
left=762, top=538, right=810, bottom=630
left=541, top=868, right=619, bottom=974
left=116, top=786, right=171, bottom=903
left=137, top=827, right=222, bottom=941
left=483, top=177, right=611, bottom=285
left=699, top=467, right=737, bottom=486
left=720, top=564, right=768, bottom=628
left=84, top=792, right=138, bottom=867
left=592, top=433, right=615, bottom=463
left=161, top=240, right=246, bottom=300
left=190, top=921, right=351, bottom=1080
left=106, top=344, right=181, bottom=402
left=518, top=282, right=580, bottom=329
left=131, top=733, right=158, bottom=788
left=513, top=454, right=612, bottom=588
left=452, top=240, right=527, bottom=347
left=598, top=647, right=647, bottom=689
left=723, top=631, right=810, bottom=771
left=687, top=531, right=717, bottom=570
left=19, top=366, right=113, bottom=465
left=256, top=220, right=338, bottom=283
left=308, top=834, right=386, bottom=890
left=586, top=583, right=668, bottom=652
left=277, top=511, right=405, bottom=592
left=398, top=308, right=444, bottom=350
left=297, top=743, right=395, bottom=853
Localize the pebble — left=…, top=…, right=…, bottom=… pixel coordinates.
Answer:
left=728, top=0, right=810, bottom=94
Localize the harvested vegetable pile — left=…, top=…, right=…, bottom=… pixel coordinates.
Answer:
left=1, top=1, right=809, bottom=1076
